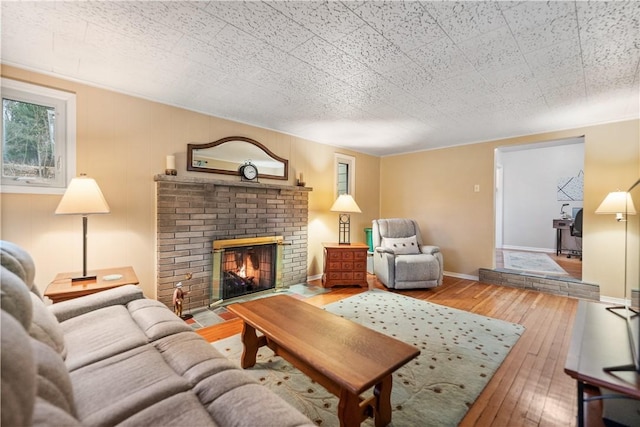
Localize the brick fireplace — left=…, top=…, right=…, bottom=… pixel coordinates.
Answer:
left=155, top=175, right=310, bottom=311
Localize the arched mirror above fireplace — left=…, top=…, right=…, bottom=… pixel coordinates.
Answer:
left=187, top=136, right=288, bottom=180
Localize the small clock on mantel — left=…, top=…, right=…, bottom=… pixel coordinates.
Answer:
left=239, top=161, right=259, bottom=182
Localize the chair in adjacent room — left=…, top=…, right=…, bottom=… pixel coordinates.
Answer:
left=569, top=208, right=583, bottom=260
left=371, top=218, right=443, bottom=289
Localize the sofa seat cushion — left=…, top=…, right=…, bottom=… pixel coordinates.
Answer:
left=152, top=332, right=239, bottom=383
left=201, top=381, right=315, bottom=427
left=117, top=392, right=217, bottom=427
left=70, top=344, right=191, bottom=426
left=127, top=298, right=192, bottom=341
left=60, top=305, right=148, bottom=371
left=395, top=253, right=439, bottom=282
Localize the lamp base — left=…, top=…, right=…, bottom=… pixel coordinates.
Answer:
left=338, top=213, right=351, bottom=244
left=71, top=275, right=97, bottom=284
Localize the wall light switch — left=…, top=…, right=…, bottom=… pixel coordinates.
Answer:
left=474, top=184, right=480, bottom=192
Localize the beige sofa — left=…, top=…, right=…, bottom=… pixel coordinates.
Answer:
left=0, top=241, right=313, bottom=427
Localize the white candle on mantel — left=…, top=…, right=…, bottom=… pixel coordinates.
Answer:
left=166, top=155, right=176, bottom=170
left=299, top=172, right=304, bottom=182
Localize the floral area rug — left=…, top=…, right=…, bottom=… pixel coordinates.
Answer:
left=503, top=250, right=568, bottom=275
left=212, top=290, right=524, bottom=426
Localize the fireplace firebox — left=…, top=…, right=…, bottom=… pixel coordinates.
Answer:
left=212, top=236, right=284, bottom=303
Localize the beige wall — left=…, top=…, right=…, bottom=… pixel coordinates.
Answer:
left=3, top=65, right=637, bottom=300
left=380, top=120, right=640, bottom=299
left=0, top=65, right=380, bottom=297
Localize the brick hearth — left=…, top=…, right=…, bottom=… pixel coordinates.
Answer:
left=155, top=175, right=311, bottom=311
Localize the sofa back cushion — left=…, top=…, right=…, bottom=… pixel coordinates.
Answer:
left=381, top=235, right=420, bottom=255
left=1, top=240, right=40, bottom=297
left=0, top=266, right=33, bottom=329
left=373, top=219, right=424, bottom=247
left=29, top=293, right=67, bottom=358
left=1, top=310, right=36, bottom=427
left=31, top=338, right=76, bottom=416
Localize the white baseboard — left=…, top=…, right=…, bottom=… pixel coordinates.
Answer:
left=599, top=295, right=627, bottom=305
left=444, top=271, right=479, bottom=281
left=501, top=245, right=556, bottom=253
left=310, top=272, right=479, bottom=283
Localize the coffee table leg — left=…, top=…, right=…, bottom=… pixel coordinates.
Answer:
left=373, top=375, right=392, bottom=427
left=240, top=322, right=258, bottom=368
left=338, top=389, right=361, bottom=427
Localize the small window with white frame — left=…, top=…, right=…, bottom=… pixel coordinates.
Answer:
left=334, top=153, right=355, bottom=198
left=1, top=78, right=76, bottom=194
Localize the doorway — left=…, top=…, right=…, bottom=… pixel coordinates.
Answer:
left=494, top=137, right=585, bottom=280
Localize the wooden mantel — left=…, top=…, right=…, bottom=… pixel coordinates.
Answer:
left=154, top=174, right=312, bottom=192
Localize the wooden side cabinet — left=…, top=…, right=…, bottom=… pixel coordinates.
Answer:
left=322, top=242, right=368, bottom=288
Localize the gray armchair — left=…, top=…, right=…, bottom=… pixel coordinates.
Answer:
left=372, top=218, right=443, bottom=289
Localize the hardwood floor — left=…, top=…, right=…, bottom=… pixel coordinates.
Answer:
left=197, top=275, right=602, bottom=427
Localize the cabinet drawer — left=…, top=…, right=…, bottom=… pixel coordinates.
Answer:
left=354, top=251, right=367, bottom=260
left=328, top=261, right=342, bottom=270
left=340, top=251, right=354, bottom=261
left=341, top=262, right=354, bottom=270
left=340, top=272, right=354, bottom=280
left=353, top=272, right=366, bottom=280
left=354, top=261, right=366, bottom=270
left=327, top=272, right=342, bottom=280
left=328, top=251, right=342, bottom=261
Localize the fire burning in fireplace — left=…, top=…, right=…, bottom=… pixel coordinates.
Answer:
left=212, top=236, right=284, bottom=302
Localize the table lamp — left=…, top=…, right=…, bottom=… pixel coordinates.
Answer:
left=330, top=194, right=361, bottom=244
left=55, top=174, right=110, bottom=281
left=595, top=191, right=636, bottom=221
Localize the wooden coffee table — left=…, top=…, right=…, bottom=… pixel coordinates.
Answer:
left=227, top=295, right=420, bottom=427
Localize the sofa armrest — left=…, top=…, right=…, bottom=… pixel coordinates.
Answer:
left=420, top=245, right=440, bottom=255
left=49, top=285, right=144, bottom=322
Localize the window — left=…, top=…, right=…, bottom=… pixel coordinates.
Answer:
left=1, top=78, right=76, bottom=194
left=337, top=162, right=349, bottom=195
left=334, top=153, right=355, bottom=198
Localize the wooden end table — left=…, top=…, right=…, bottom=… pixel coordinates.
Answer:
left=322, top=242, right=368, bottom=288
left=228, top=295, right=420, bottom=427
left=44, top=266, right=139, bottom=303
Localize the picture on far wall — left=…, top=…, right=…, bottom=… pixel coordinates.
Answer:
left=557, top=170, right=584, bottom=201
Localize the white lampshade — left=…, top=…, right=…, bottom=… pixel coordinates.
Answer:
left=330, top=194, right=361, bottom=213
left=55, top=174, right=110, bottom=215
left=596, top=191, right=636, bottom=215
left=596, top=191, right=636, bottom=221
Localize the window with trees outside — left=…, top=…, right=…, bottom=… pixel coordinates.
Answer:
left=334, top=153, right=355, bottom=198
left=1, top=78, right=76, bottom=194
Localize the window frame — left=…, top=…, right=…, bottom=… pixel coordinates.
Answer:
left=334, top=153, right=356, bottom=199
left=1, top=78, right=76, bottom=194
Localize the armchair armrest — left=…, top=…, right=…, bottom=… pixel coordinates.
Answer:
left=375, top=246, right=395, bottom=254
left=49, top=284, right=144, bottom=322
left=420, top=245, right=440, bottom=255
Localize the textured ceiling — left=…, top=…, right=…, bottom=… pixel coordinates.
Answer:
left=2, top=1, right=639, bottom=156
